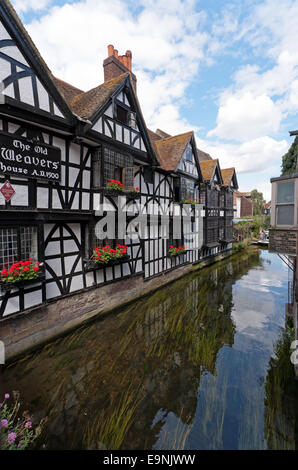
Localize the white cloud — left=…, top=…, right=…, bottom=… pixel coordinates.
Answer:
left=209, top=0, right=298, bottom=142
left=21, top=0, right=209, bottom=132
left=195, top=134, right=287, bottom=175
left=208, top=92, right=282, bottom=141
left=10, top=0, right=297, bottom=198
left=12, top=0, right=53, bottom=13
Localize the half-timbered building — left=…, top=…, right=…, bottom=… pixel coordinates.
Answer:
left=220, top=168, right=238, bottom=249
left=199, top=159, right=224, bottom=257
left=0, top=0, right=238, bottom=331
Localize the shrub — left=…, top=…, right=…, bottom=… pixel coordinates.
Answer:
left=232, top=242, right=245, bottom=254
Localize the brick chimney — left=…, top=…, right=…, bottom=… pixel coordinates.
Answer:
left=103, top=45, right=137, bottom=93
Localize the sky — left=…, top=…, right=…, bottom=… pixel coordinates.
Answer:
left=11, top=0, right=298, bottom=201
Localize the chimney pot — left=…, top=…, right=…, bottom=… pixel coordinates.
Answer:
left=103, top=44, right=136, bottom=92
left=108, top=44, right=114, bottom=57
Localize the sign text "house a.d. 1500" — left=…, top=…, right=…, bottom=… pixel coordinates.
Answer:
left=0, top=132, right=61, bottom=182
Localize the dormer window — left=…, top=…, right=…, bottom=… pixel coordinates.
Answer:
left=116, top=105, right=137, bottom=130
left=116, top=105, right=128, bottom=124
left=185, top=144, right=193, bottom=162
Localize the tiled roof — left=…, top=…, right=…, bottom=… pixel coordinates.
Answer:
left=53, top=78, right=84, bottom=105
left=200, top=159, right=218, bottom=181
left=156, top=129, right=172, bottom=139
left=221, top=168, right=235, bottom=186
left=264, top=201, right=271, bottom=209
left=71, top=73, right=129, bottom=119
left=147, top=128, right=162, bottom=142
left=235, top=190, right=251, bottom=198
left=196, top=148, right=212, bottom=162
left=154, top=131, right=193, bottom=171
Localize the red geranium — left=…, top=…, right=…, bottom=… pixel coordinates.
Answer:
left=92, top=244, right=129, bottom=265
left=1, top=260, right=42, bottom=284
left=169, top=245, right=187, bottom=257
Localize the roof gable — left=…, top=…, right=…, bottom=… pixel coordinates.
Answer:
left=0, top=0, right=73, bottom=122
left=154, top=131, right=193, bottom=171
left=153, top=131, right=203, bottom=180
left=68, top=73, right=157, bottom=163
left=200, top=159, right=223, bottom=184
left=70, top=73, right=128, bottom=120
left=221, top=167, right=238, bottom=189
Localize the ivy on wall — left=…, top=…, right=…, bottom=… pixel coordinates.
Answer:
left=281, top=136, right=298, bottom=175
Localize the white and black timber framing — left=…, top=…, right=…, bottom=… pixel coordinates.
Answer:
left=0, top=0, right=238, bottom=319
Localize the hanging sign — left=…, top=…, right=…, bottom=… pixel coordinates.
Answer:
left=0, top=180, right=15, bottom=202
left=0, top=132, right=61, bottom=182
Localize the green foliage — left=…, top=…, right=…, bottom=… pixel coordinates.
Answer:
left=250, top=189, right=264, bottom=216
left=233, top=215, right=270, bottom=240
left=0, top=392, right=47, bottom=450
left=264, top=330, right=298, bottom=449
left=281, top=136, right=298, bottom=175
left=232, top=242, right=245, bottom=253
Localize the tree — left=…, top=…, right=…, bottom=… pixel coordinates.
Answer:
left=281, top=136, right=298, bottom=175
left=250, top=189, right=264, bottom=216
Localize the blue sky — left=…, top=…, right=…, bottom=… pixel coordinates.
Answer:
left=12, top=0, right=298, bottom=201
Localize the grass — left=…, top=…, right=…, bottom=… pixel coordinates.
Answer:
left=83, top=384, right=141, bottom=450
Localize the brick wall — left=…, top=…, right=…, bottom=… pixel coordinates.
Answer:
left=240, top=197, right=253, bottom=217
left=269, top=228, right=298, bottom=256
left=103, top=56, right=137, bottom=92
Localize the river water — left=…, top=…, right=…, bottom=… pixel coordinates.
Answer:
left=2, top=248, right=298, bottom=449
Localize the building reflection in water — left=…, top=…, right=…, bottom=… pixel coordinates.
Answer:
left=3, top=249, right=296, bottom=450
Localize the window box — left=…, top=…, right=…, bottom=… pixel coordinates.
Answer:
left=84, top=254, right=130, bottom=271
left=0, top=264, right=45, bottom=292
left=181, top=199, right=201, bottom=206
left=168, top=246, right=187, bottom=257
left=84, top=244, right=130, bottom=271
left=102, top=188, right=141, bottom=200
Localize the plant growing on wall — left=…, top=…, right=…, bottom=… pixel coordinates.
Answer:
left=1, top=260, right=42, bottom=284
left=0, top=392, right=47, bottom=450
left=281, top=136, right=298, bottom=175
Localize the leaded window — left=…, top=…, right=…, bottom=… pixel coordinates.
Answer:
left=220, top=192, right=225, bottom=208
left=180, top=177, right=195, bottom=201
left=207, top=187, right=219, bottom=208
left=226, top=192, right=233, bottom=208
left=103, top=147, right=135, bottom=189
left=184, top=143, right=193, bottom=162
left=0, top=226, right=38, bottom=271
left=92, top=148, right=101, bottom=188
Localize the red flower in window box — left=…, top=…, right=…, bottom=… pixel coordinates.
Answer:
left=1, top=260, right=43, bottom=284
left=169, top=246, right=187, bottom=257
left=106, top=180, right=124, bottom=191
left=92, top=244, right=129, bottom=265
left=105, top=180, right=140, bottom=194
